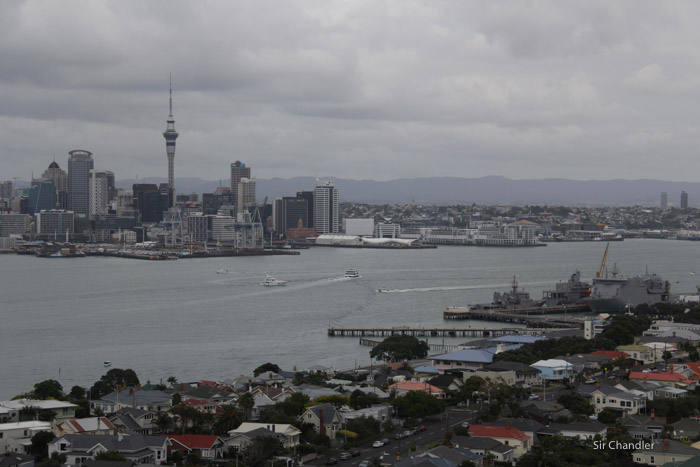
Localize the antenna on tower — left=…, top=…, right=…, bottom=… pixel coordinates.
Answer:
left=169, top=73, right=173, bottom=115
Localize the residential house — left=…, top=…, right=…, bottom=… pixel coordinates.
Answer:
left=629, top=371, right=697, bottom=390
left=657, top=387, right=689, bottom=399
left=541, top=421, right=608, bottom=440
left=431, top=345, right=520, bottom=374
left=452, top=436, right=514, bottom=463
left=531, top=359, right=573, bottom=381
left=517, top=401, right=572, bottom=425
left=580, top=381, right=646, bottom=415
left=484, top=419, right=545, bottom=446
left=615, top=380, right=659, bottom=402
left=225, top=428, right=286, bottom=453
left=109, top=407, right=159, bottom=435
left=54, top=418, right=116, bottom=437
left=477, top=361, right=540, bottom=386
left=0, top=452, right=34, bottom=467
left=249, top=386, right=295, bottom=404
left=165, top=435, right=226, bottom=459
left=468, top=423, right=531, bottom=459
left=183, top=399, right=219, bottom=415
left=338, top=405, right=393, bottom=423
left=389, top=381, right=445, bottom=398
left=299, top=404, right=342, bottom=440
left=48, top=433, right=169, bottom=466
left=413, top=446, right=484, bottom=466
left=622, top=414, right=664, bottom=440
left=616, top=345, right=656, bottom=365
left=92, top=388, right=171, bottom=414
left=632, top=439, right=700, bottom=466
left=227, top=423, right=300, bottom=449
left=427, top=374, right=464, bottom=393
left=0, top=400, right=78, bottom=423
left=0, top=422, right=52, bottom=454
left=673, top=419, right=700, bottom=442
left=590, top=350, right=630, bottom=360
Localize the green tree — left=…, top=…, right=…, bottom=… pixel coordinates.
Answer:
left=253, top=362, right=281, bottom=377
left=237, top=392, right=256, bottom=421
left=212, top=404, right=242, bottom=435
left=29, top=431, right=55, bottom=460
left=306, top=394, right=349, bottom=408
left=69, top=386, right=86, bottom=400
left=597, top=408, right=618, bottom=425
left=369, top=335, right=429, bottom=363
left=557, top=393, right=594, bottom=418
left=391, top=391, right=445, bottom=419
left=89, top=368, right=140, bottom=399
left=276, top=392, right=310, bottom=417
left=95, top=451, right=128, bottom=462
left=185, top=452, right=200, bottom=465
left=33, top=380, right=64, bottom=400
left=350, top=390, right=379, bottom=410
left=241, top=436, right=284, bottom=467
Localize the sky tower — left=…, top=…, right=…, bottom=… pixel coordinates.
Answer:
left=163, top=75, right=179, bottom=204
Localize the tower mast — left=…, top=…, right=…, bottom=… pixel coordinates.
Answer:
left=163, top=74, right=179, bottom=206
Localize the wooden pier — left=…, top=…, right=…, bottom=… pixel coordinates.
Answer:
left=328, top=326, right=566, bottom=338
left=443, top=307, right=586, bottom=328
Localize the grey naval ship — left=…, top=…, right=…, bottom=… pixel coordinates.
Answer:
left=585, top=263, right=670, bottom=313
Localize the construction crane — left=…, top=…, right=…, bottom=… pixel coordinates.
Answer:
left=596, top=242, right=610, bottom=278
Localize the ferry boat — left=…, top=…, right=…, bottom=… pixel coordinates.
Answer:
left=345, top=268, right=361, bottom=278
left=377, top=287, right=389, bottom=293
left=260, top=275, right=288, bottom=287
left=217, top=268, right=229, bottom=274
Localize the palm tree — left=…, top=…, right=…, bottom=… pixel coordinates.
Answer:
left=237, top=392, right=255, bottom=422
left=154, top=412, right=173, bottom=434
left=212, top=404, right=242, bottom=436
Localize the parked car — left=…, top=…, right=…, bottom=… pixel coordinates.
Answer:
left=359, top=462, right=370, bottom=467
left=419, top=425, right=427, bottom=432
left=395, top=432, right=403, bottom=440
left=529, top=393, right=540, bottom=400
left=411, top=427, right=420, bottom=435
left=339, top=452, right=350, bottom=461
left=372, top=440, right=384, bottom=448
left=349, top=448, right=360, bottom=457
left=461, top=421, right=470, bottom=429
left=326, top=458, right=338, bottom=465
left=381, top=438, right=390, bottom=445
left=403, top=430, right=412, bottom=438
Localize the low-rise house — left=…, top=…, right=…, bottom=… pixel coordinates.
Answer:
left=590, top=350, right=630, bottom=360
left=452, top=435, right=514, bottom=463
left=413, top=446, right=484, bottom=466
left=632, top=439, right=700, bottom=466
left=0, top=422, right=52, bottom=454
left=673, top=419, right=700, bottom=442
left=622, top=414, right=664, bottom=440
left=54, top=418, right=116, bottom=436
left=541, top=421, right=608, bottom=440
left=225, top=427, right=286, bottom=453
left=531, top=359, right=573, bottom=381
left=92, top=388, right=171, bottom=414
left=517, top=401, right=572, bottom=425
left=227, top=423, right=301, bottom=449
left=48, top=433, right=169, bottom=466
left=616, top=345, right=656, bottom=365
left=249, top=386, right=295, bottom=404
left=615, top=380, right=658, bottom=401
left=299, top=404, right=341, bottom=440
left=339, top=405, right=392, bottom=423
left=0, top=400, right=78, bottom=423
left=427, top=374, right=464, bottom=392
left=109, top=407, right=159, bottom=435
left=0, top=452, right=34, bottom=467
left=165, top=435, right=226, bottom=459
left=431, top=346, right=520, bottom=373
left=483, top=419, right=544, bottom=446
left=468, top=423, right=531, bottom=459
left=183, top=399, right=220, bottom=414
left=477, top=361, right=540, bottom=386
left=389, top=381, right=445, bottom=398
left=630, top=371, right=697, bottom=390
left=656, top=386, right=689, bottom=399
left=580, top=381, right=646, bottom=415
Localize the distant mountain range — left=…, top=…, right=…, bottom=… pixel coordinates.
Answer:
left=108, top=176, right=697, bottom=207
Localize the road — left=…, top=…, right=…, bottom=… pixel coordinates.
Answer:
left=306, top=409, right=476, bottom=466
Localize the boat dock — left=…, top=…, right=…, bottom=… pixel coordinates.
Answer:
left=328, top=327, right=565, bottom=338
left=442, top=308, right=583, bottom=328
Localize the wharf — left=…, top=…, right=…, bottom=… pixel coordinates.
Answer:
left=328, top=327, right=562, bottom=338
left=443, top=307, right=585, bottom=328
left=86, top=249, right=300, bottom=259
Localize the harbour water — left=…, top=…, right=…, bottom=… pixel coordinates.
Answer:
left=1, top=239, right=699, bottom=399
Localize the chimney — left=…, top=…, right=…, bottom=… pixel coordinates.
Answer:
left=664, top=439, right=668, bottom=451
left=673, top=332, right=676, bottom=338
left=129, top=388, right=134, bottom=395
left=651, top=409, right=655, bottom=419
left=272, top=425, right=276, bottom=433
left=506, top=420, right=511, bottom=429
left=596, top=380, right=600, bottom=389
left=180, top=383, right=184, bottom=391
left=566, top=353, right=570, bottom=357
left=117, top=385, right=122, bottom=393
left=554, top=403, right=558, bottom=409
left=319, top=409, right=325, bottom=436
left=137, top=384, right=141, bottom=390
left=670, top=364, right=674, bottom=372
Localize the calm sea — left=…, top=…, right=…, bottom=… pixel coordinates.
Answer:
left=1, top=239, right=699, bottom=399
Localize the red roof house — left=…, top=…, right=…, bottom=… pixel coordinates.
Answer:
left=165, top=435, right=226, bottom=459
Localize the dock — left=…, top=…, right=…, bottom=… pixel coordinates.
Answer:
left=443, top=305, right=588, bottom=328
left=328, top=326, right=566, bottom=338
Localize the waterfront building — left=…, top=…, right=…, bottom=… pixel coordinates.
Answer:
left=0, top=213, right=31, bottom=236
left=230, top=161, right=251, bottom=209
left=163, top=77, right=179, bottom=205
left=42, top=161, right=68, bottom=209
left=343, top=218, right=374, bottom=236
left=89, top=170, right=110, bottom=219
left=236, top=177, right=256, bottom=216
left=681, top=191, right=689, bottom=210
left=211, top=215, right=236, bottom=242
left=313, top=180, right=339, bottom=235
left=36, top=210, right=75, bottom=235
left=660, top=192, right=668, bottom=210
left=285, top=217, right=318, bottom=240
left=28, top=179, right=56, bottom=216
left=296, top=191, right=314, bottom=228
left=67, top=150, right=94, bottom=216
left=185, top=213, right=209, bottom=243
left=374, top=222, right=401, bottom=238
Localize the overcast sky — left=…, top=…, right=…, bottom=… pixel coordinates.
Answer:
left=2, top=1, right=700, bottom=183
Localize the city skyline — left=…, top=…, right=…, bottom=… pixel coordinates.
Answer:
left=2, top=2, right=700, bottom=183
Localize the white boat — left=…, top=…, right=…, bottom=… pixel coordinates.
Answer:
left=217, top=268, right=229, bottom=274
left=103, top=361, right=111, bottom=367
left=260, top=275, right=288, bottom=287
left=345, top=268, right=361, bottom=278
left=377, top=287, right=389, bottom=293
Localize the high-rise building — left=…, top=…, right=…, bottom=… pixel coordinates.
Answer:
left=67, top=150, right=94, bottom=216
left=681, top=191, right=689, bottom=210
left=0, top=181, right=12, bottom=201
left=0, top=213, right=31, bottom=236
left=273, top=197, right=308, bottom=235
left=237, top=177, right=256, bottom=216
left=230, top=161, right=251, bottom=209
left=660, top=192, right=668, bottom=210
left=296, top=191, right=314, bottom=228
left=313, top=180, right=339, bottom=234
left=28, top=179, right=56, bottom=216
left=42, top=161, right=68, bottom=209
left=36, top=210, right=75, bottom=234
left=89, top=170, right=110, bottom=219
left=163, top=76, right=179, bottom=205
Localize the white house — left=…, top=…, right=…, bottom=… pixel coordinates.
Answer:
left=531, top=359, right=573, bottom=381
left=0, top=421, right=52, bottom=453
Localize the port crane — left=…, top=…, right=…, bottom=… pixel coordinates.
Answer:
left=596, top=242, right=610, bottom=278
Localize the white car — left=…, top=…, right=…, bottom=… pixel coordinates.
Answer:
left=372, top=440, right=384, bottom=448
